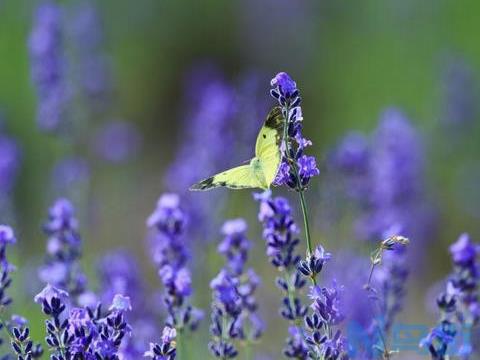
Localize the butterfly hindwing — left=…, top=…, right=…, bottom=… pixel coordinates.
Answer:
left=189, top=165, right=265, bottom=191
left=255, top=106, right=284, bottom=186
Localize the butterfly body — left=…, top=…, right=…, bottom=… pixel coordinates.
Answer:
left=190, top=107, right=284, bottom=191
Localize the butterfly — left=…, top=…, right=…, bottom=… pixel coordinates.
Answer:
left=189, top=106, right=285, bottom=191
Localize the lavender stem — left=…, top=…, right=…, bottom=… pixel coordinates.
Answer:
left=281, top=103, right=314, bottom=260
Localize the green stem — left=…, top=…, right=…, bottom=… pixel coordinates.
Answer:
left=221, top=315, right=229, bottom=360
left=176, top=328, right=185, bottom=360
left=244, top=342, right=251, bottom=360
left=298, top=190, right=316, bottom=286
left=283, top=271, right=301, bottom=327
left=365, top=256, right=391, bottom=359
left=298, top=190, right=313, bottom=256
left=366, top=262, right=376, bottom=290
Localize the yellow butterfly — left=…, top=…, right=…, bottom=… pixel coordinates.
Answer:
left=190, top=106, right=284, bottom=191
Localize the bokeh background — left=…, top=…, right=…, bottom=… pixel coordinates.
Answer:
left=0, top=0, right=480, bottom=358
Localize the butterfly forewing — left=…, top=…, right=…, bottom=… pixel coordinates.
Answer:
left=255, top=106, right=284, bottom=186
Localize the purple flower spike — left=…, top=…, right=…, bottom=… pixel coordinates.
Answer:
left=332, top=132, right=370, bottom=174
left=421, top=233, right=480, bottom=358
left=147, top=193, right=185, bottom=234
left=109, top=294, right=132, bottom=312
left=94, top=120, right=142, bottom=163
left=218, top=218, right=250, bottom=276
left=161, top=327, right=177, bottom=344
left=44, top=198, right=78, bottom=233
left=148, top=193, right=202, bottom=335
left=34, top=284, right=69, bottom=305
left=69, top=2, right=111, bottom=104
left=209, top=218, right=264, bottom=357
left=39, top=198, right=88, bottom=304
left=10, top=315, right=28, bottom=327
left=297, top=155, right=320, bottom=182
left=51, top=156, right=90, bottom=196
left=255, top=193, right=310, bottom=357
left=298, top=245, right=331, bottom=279
left=165, top=66, right=238, bottom=239
left=0, top=225, right=16, bottom=245
left=0, top=135, right=21, bottom=195
left=0, top=223, right=19, bottom=352
left=271, top=72, right=297, bottom=98
left=270, top=72, right=319, bottom=190
left=145, top=327, right=176, bottom=359
left=449, top=233, right=479, bottom=265
left=441, top=57, right=477, bottom=127
left=29, top=2, right=69, bottom=132
left=448, top=233, right=480, bottom=325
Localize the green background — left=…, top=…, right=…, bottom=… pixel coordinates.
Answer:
left=0, top=0, right=479, bottom=358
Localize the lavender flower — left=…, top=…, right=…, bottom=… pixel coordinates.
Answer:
left=98, top=250, right=147, bottom=313
left=0, top=229, right=43, bottom=359
left=0, top=132, right=21, bottom=223
left=330, top=132, right=370, bottom=199
left=218, top=219, right=250, bottom=276
left=255, top=191, right=308, bottom=358
left=333, top=109, right=431, bottom=354
left=29, top=2, right=69, bottom=132
left=446, top=233, right=480, bottom=357
left=420, top=292, right=457, bottom=360
left=165, top=65, right=237, bottom=239
left=209, top=270, right=241, bottom=359
left=35, top=284, right=135, bottom=360
left=297, top=244, right=349, bottom=360
left=360, top=109, right=425, bottom=349
left=331, top=132, right=369, bottom=175
left=270, top=72, right=319, bottom=190
left=0, top=224, right=16, bottom=246
left=333, top=108, right=428, bottom=243
left=284, top=327, right=309, bottom=359
left=93, top=295, right=132, bottom=359
left=324, top=252, right=376, bottom=358
left=420, top=254, right=464, bottom=360
left=305, top=283, right=349, bottom=360
left=372, top=245, right=409, bottom=335
left=10, top=324, right=44, bottom=359
left=69, top=2, right=111, bottom=104
left=0, top=134, right=21, bottom=195
left=35, top=284, right=72, bottom=359
left=147, top=193, right=202, bottom=334
left=209, top=219, right=263, bottom=358
left=51, top=156, right=90, bottom=200
left=39, top=198, right=90, bottom=304
left=441, top=57, right=478, bottom=127
left=256, top=187, right=349, bottom=359
left=298, top=245, right=331, bottom=280
left=358, top=232, right=410, bottom=359
left=0, top=225, right=19, bottom=355
left=360, top=109, right=429, bottom=244
left=165, top=66, right=237, bottom=192
left=144, top=327, right=176, bottom=359
left=94, top=121, right=142, bottom=163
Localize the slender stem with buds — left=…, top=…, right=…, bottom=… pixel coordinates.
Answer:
left=282, top=104, right=314, bottom=260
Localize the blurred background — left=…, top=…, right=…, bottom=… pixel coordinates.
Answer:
left=0, top=0, right=479, bottom=358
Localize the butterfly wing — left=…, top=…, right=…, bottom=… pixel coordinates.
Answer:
left=189, top=164, right=265, bottom=191
left=189, top=106, right=284, bottom=192
left=255, top=106, right=285, bottom=186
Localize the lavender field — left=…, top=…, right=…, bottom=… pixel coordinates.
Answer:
left=0, top=1, right=479, bottom=359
